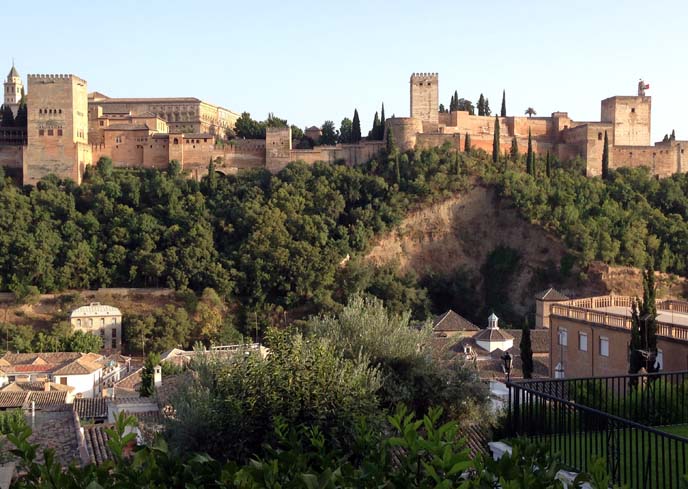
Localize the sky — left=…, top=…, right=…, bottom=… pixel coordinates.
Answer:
left=3, top=0, right=687, bottom=142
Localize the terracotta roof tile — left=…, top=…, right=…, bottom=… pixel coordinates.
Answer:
left=534, top=288, right=569, bottom=301
left=0, top=392, right=28, bottom=408
left=74, top=398, right=108, bottom=420
left=83, top=424, right=114, bottom=465
left=433, top=310, right=480, bottom=333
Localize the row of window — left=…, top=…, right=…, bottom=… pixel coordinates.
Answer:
left=38, top=108, right=62, bottom=115
left=558, top=328, right=609, bottom=357
left=557, top=328, right=665, bottom=368
left=76, top=317, right=117, bottom=328
left=38, top=128, right=63, bottom=136
left=4, top=86, right=20, bottom=94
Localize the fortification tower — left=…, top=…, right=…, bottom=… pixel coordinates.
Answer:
left=600, top=95, right=651, bottom=146
left=4, top=62, right=23, bottom=115
left=24, top=74, right=92, bottom=185
left=410, top=73, right=438, bottom=128
left=265, top=126, right=292, bottom=173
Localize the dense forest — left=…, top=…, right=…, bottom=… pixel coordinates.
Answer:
left=2, top=143, right=688, bottom=338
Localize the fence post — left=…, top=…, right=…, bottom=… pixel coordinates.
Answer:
left=513, top=385, right=521, bottom=435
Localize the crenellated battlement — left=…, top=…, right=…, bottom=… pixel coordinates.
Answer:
left=27, top=74, right=86, bottom=84
left=410, top=72, right=438, bottom=80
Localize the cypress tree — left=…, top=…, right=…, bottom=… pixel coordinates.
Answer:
left=601, top=130, right=610, bottom=180
left=352, top=109, right=361, bottom=143
left=671, top=129, right=676, bottom=141
left=206, top=158, right=218, bottom=195
left=380, top=103, right=385, bottom=132
left=15, top=93, right=27, bottom=128
left=526, top=129, right=534, bottom=175
left=0, top=105, right=14, bottom=128
left=484, top=98, right=491, bottom=117
left=477, top=94, right=485, bottom=116
left=510, top=136, right=519, bottom=161
left=385, top=125, right=396, bottom=155
left=520, top=317, right=534, bottom=379
left=546, top=151, right=552, bottom=178
left=464, top=133, right=471, bottom=153
left=370, top=112, right=381, bottom=140
left=500, top=90, right=507, bottom=117
left=492, top=116, right=500, bottom=164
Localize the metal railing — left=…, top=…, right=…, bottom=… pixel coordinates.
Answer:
left=507, top=371, right=688, bottom=488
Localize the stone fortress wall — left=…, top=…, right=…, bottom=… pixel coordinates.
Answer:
left=0, top=65, right=686, bottom=183
left=386, top=73, right=685, bottom=178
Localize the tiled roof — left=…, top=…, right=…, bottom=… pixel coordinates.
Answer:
left=114, top=368, right=142, bottom=396
left=534, top=288, right=569, bottom=301
left=433, top=310, right=480, bottom=332
left=52, top=358, right=102, bottom=376
left=70, top=302, right=121, bottom=319
left=104, top=123, right=150, bottom=131
left=8, top=65, right=19, bottom=78
left=83, top=424, right=114, bottom=465
left=504, top=329, right=550, bottom=354
left=0, top=392, right=28, bottom=409
left=1, top=381, right=45, bottom=392
left=28, top=391, right=68, bottom=410
left=74, top=398, right=108, bottom=419
left=26, top=411, right=80, bottom=466
left=473, top=327, right=514, bottom=343
left=2, top=352, right=81, bottom=366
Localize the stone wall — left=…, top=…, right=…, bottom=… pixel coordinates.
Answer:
left=0, top=145, right=23, bottom=169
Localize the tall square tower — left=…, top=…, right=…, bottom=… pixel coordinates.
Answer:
left=600, top=96, right=651, bottom=146
left=24, top=74, right=92, bottom=185
left=410, top=73, right=438, bottom=125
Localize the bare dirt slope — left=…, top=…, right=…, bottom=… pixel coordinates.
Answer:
left=366, top=184, right=688, bottom=315
left=0, top=289, right=184, bottom=332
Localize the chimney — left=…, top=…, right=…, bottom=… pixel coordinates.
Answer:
left=153, top=365, right=162, bottom=388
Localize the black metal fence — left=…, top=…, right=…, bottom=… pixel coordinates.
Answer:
left=507, top=371, right=688, bottom=489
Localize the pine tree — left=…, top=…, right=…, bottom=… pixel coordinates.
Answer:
left=0, top=105, right=14, bottom=128
left=477, top=94, right=485, bottom=116
left=484, top=98, right=491, bottom=117
left=500, top=90, right=507, bottom=117
left=510, top=136, right=519, bottom=161
left=526, top=129, right=534, bottom=176
left=352, top=109, right=361, bottom=143
left=520, top=318, right=534, bottom=379
left=546, top=151, right=552, bottom=178
left=492, top=116, right=500, bottom=164
left=601, top=130, right=610, bottom=180
left=464, top=133, right=471, bottom=153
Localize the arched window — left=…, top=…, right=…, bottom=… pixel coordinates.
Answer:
left=173, top=138, right=179, bottom=144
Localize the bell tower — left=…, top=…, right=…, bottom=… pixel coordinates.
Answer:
left=4, top=62, right=23, bottom=114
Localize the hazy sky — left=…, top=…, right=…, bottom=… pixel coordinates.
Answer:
left=3, top=0, right=687, bottom=141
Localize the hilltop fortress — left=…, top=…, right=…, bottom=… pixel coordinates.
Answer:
left=0, top=66, right=685, bottom=184
left=388, top=72, right=685, bottom=177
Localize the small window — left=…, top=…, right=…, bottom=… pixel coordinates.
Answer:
left=101, top=318, right=105, bottom=326
left=599, top=337, right=609, bottom=357
left=99, top=121, right=104, bottom=126
left=631, top=108, right=636, bottom=113
left=47, top=129, right=53, bottom=136
left=39, top=109, right=42, bottom=114
left=60, top=377, right=67, bottom=385
left=77, top=319, right=81, bottom=327
left=39, top=129, right=44, bottom=136
left=57, top=129, right=62, bottom=136
left=173, top=138, right=179, bottom=144
left=579, top=332, right=588, bottom=352
left=58, top=109, right=62, bottom=114
left=558, top=328, right=568, bottom=347
left=598, top=132, right=603, bottom=140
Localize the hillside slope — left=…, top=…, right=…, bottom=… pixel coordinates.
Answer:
left=366, top=183, right=688, bottom=319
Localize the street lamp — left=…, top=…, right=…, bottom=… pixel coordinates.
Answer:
left=502, top=351, right=513, bottom=383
